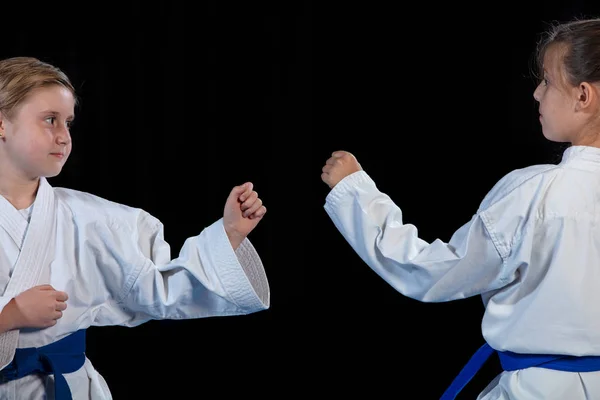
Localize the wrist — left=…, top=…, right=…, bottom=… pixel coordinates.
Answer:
left=0, top=299, right=18, bottom=333
left=225, top=229, right=245, bottom=251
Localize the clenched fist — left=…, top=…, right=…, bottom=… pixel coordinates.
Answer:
left=223, top=182, right=267, bottom=250
left=321, top=151, right=362, bottom=189
left=1, top=285, right=69, bottom=332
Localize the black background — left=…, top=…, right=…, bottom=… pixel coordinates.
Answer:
left=2, top=1, right=600, bottom=398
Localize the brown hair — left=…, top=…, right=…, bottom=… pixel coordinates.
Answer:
left=0, top=56, right=77, bottom=120
left=535, top=18, right=600, bottom=87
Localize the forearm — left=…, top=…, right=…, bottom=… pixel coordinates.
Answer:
left=324, top=173, right=438, bottom=298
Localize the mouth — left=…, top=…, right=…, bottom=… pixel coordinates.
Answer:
left=50, top=153, right=65, bottom=159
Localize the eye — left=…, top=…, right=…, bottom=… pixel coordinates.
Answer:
left=45, top=116, right=56, bottom=125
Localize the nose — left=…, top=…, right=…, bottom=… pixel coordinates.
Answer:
left=533, top=82, right=542, bottom=102
left=55, top=124, right=71, bottom=145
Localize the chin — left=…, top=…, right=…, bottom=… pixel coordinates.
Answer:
left=542, top=130, right=569, bottom=143
left=43, top=169, right=63, bottom=178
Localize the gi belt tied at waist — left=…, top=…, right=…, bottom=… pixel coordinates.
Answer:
left=0, top=329, right=86, bottom=400
left=441, top=342, right=600, bottom=400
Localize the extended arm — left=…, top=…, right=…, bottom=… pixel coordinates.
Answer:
left=324, top=171, right=509, bottom=302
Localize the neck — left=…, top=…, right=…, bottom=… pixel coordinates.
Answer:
left=572, top=136, right=600, bottom=148
left=0, top=175, right=40, bottom=210
left=570, top=120, right=600, bottom=147
left=573, top=115, right=600, bottom=148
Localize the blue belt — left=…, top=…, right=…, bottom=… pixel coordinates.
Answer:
left=0, top=329, right=86, bottom=400
left=440, top=342, right=600, bottom=400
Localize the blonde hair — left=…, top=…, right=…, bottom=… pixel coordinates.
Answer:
left=0, top=57, right=77, bottom=120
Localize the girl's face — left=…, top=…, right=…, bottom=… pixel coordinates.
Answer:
left=533, top=46, right=581, bottom=143
left=531, top=44, right=600, bottom=146
left=0, top=85, right=75, bottom=181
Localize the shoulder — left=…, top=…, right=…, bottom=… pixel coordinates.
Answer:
left=54, top=186, right=134, bottom=213
left=477, top=164, right=559, bottom=212
left=53, top=187, right=161, bottom=231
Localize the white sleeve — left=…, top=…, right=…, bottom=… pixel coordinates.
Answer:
left=323, top=171, right=510, bottom=302
left=117, top=212, right=270, bottom=325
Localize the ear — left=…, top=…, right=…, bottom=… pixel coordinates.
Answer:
left=575, top=81, right=597, bottom=111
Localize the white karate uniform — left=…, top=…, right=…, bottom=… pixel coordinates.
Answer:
left=323, top=145, right=600, bottom=399
left=0, top=178, right=270, bottom=399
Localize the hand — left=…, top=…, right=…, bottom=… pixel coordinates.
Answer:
left=223, top=182, right=267, bottom=249
left=7, top=285, right=68, bottom=330
left=321, top=150, right=362, bottom=189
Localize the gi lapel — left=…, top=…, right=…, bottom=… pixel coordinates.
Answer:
left=0, top=193, right=29, bottom=250
left=0, top=177, right=57, bottom=368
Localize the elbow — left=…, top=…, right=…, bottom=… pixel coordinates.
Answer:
left=376, top=262, right=471, bottom=303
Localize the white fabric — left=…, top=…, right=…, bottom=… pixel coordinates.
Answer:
left=18, top=205, right=33, bottom=223
left=0, top=178, right=57, bottom=371
left=323, top=145, right=600, bottom=399
left=0, top=178, right=270, bottom=399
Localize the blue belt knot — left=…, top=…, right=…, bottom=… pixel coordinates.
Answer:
left=0, top=329, right=86, bottom=400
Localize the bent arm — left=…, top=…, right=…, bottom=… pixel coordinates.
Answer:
left=93, top=211, right=269, bottom=327
left=324, top=171, right=510, bottom=302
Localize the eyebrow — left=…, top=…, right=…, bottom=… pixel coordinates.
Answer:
left=39, top=110, right=75, bottom=120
